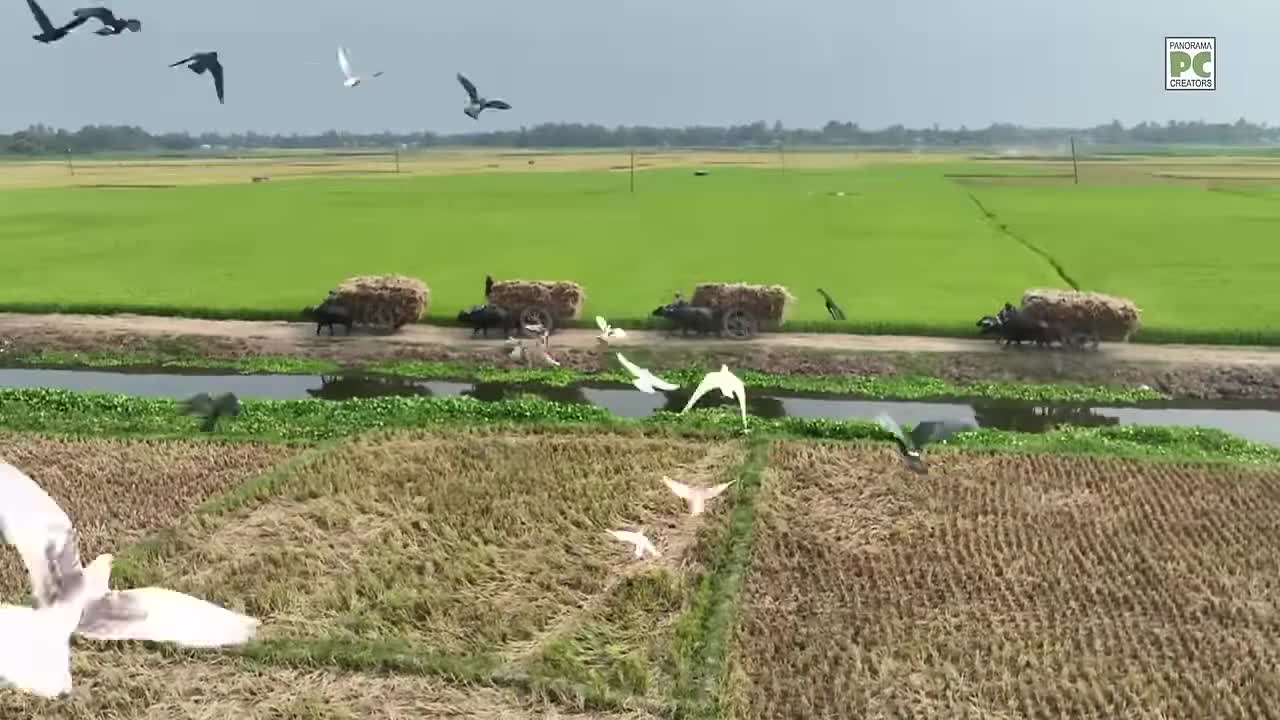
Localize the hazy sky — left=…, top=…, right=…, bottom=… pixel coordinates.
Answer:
left=0, top=0, right=1266, bottom=135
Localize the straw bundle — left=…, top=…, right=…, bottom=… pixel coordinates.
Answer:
left=691, top=283, right=796, bottom=330
left=333, top=274, right=429, bottom=329
left=1020, top=288, right=1141, bottom=342
left=487, top=280, right=586, bottom=322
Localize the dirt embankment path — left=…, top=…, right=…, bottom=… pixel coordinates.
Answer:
left=1, top=312, right=1278, bottom=400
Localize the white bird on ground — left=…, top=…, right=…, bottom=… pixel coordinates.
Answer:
left=681, top=364, right=748, bottom=429
left=337, top=46, right=383, bottom=87
left=616, top=353, right=678, bottom=394
left=0, top=462, right=259, bottom=697
left=595, top=316, right=626, bottom=344
left=660, top=476, right=735, bottom=516
left=607, top=530, right=660, bottom=559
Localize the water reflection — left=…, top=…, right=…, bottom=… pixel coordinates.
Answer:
left=971, top=401, right=1121, bottom=433
left=1, top=367, right=1278, bottom=447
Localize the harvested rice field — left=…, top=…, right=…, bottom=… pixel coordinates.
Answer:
left=5, top=427, right=1280, bottom=718
left=0, top=651, right=662, bottom=720
left=728, top=443, right=1280, bottom=719
left=0, top=435, right=302, bottom=600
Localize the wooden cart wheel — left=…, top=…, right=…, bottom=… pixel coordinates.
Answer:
left=721, top=307, right=758, bottom=340
left=519, top=306, right=555, bottom=335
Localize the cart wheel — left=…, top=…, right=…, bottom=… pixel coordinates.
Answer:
left=520, top=306, right=554, bottom=335
left=721, top=307, right=758, bottom=339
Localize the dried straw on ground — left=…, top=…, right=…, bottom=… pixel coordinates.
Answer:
left=333, top=274, right=429, bottom=329
left=487, top=280, right=586, bottom=323
left=1020, top=288, right=1141, bottom=342
left=692, top=283, right=796, bottom=330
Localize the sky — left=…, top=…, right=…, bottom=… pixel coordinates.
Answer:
left=0, top=0, right=1268, bottom=135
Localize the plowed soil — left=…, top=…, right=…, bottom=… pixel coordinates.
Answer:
left=728, top=443, right=1280, bottom=719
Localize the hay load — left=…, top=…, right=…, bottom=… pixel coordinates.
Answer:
left=333, top=274, right=429, bottom=330
left=487, top=279, right=586, bottom=330
left=1020, top=288, right=1142, bottom=342
left=691, top=282, right=796, bottom=331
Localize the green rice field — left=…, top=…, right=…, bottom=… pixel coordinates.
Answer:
left=1, top=153, right=1277, bottom=344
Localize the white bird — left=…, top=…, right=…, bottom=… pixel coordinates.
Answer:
left=660, top=476, right=735, bottom=516
left=595, top=315, right=627, bottom=343
left=0, top=462, right=259, bottom=696
left=607, top=530, right=659, bottom=559
left=680, top=364, right=748, bottom=429
left=337, top=46, right=383, bottom=87
left=616, top=353, right=679, bottom=394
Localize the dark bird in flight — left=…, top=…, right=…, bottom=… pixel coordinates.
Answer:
left=817, top=288, right=846, bottom=321
left=876, top=413, right=976, bottom=475
left=73, top=6, right=141, bottom=35
left=26, top=0, right=88, bottom=43
left=180, top=392, right=242, bottom=432
left=457, top=73, right=511, bottom=119
left=170, top=52, right=225, bottom=104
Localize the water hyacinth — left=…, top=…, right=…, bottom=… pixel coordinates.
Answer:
left=0, top=388, right=1275, bottom=465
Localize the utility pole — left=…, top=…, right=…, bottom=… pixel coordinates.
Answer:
left=1070, top=136, right=1079, bottom=185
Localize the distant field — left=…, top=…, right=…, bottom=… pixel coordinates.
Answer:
left=1, top=149, right=1278, bottom=343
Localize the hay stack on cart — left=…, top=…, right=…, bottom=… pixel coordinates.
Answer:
left=1020, top=288, right=1141, bottom=342
left=332, top=274, right=429, bottom=330
left=486, top=279, right=586, bottom=333
left=689, top=282, right=796, bottom=338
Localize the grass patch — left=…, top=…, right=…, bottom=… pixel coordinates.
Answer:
left=669, top=438, right=770, bottom=720
left=725, top=442, right=1280, bottom=718
left=4, top=349, right=340, bottom=375
left=111, top=431, right=744, bottom=712
left=2, top=388, right=1277, bottom=465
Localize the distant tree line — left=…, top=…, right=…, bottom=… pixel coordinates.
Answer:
left=2, top=118, right=1278, bottom=155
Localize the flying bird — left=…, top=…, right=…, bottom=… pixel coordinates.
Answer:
left=180, top=392, right=241, bottom=432
left=595, top=316, right=627, bottom=344
left=817, top=288, right=846, bottom=321
left=0, top=463, right=259, bottom=696
left=457, top=73, right=511, bottom=119
left=661, top=476, right=734, bottom=515
left=681, top=365, right=748, bottom=429
left=72, top=6, right=140, bottom=35
left=336, top=46, right=383, bottom=87
left=26, top=0, right=88, bottom=43
left=170, top=52, right=225, bottom=104
left=608, top=530, right=659, bottom=559
left=616, top=353, right=678, bottom=394
left=875, top=413, right=976, bottom=475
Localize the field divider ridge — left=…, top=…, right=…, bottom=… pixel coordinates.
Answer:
left=966, top=190, right=1080, bottom=290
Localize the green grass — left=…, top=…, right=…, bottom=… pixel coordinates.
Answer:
left=3, top=349, right=1168, bottom=404
left=2, top=160, right=1279, bottom=344
left=968, top=182, right=1280, bottom=344
left=2, top=388, right=1276, bottom=465
left=0, top=164, right=1059, bottom=333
